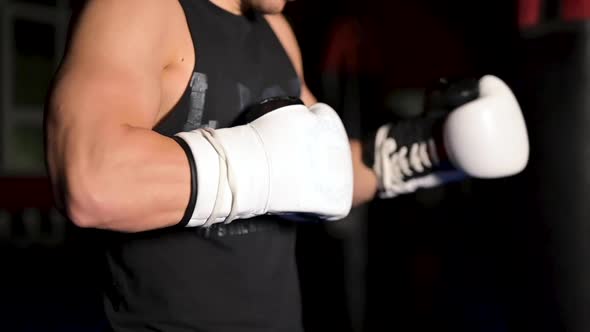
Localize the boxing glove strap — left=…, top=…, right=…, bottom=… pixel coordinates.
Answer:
left=199, top=127, right=240, bottom=226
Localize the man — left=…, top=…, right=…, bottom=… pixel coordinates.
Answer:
left=44, top=0, right=528, bottom=331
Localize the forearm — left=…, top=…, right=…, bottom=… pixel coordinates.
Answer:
left=53, top=125, right=190, bottom=233
left=350, top=140, right=378, bottom=206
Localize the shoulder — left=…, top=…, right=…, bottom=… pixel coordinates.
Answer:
left=264, top=13, right=292, bottom=34
left=74, top=0, right=179, bottom=26
left=66, top=0, right=189, bottom=68
left=69, top=0, right=186, bottom=46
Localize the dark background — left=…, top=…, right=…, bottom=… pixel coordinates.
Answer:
left=2, top=0, right=588, bottom=331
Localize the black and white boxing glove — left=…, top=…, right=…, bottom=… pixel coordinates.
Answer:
left=363, top=75, right=530, bottom=199
left=174, top=97, right=354, bottom=227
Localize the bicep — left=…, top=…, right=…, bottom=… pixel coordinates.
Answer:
left=48, top=0, right=170, bottom=132
left=45, top=0, right=174, bottom=189
left=49, top=62, right=161, bottom=136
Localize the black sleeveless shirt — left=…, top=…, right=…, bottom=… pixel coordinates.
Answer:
left=102, top=1, right=303, bottom=331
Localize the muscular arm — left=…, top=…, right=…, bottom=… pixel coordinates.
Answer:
left=45, top=0, right=191, bottom=232
left=266, top=14, right=378, bottom=206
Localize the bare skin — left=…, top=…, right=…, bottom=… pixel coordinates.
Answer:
left=45, top=0, right=377, bottom=233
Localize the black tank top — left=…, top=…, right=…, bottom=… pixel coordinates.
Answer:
left=102, top=1, right=303, bottom=331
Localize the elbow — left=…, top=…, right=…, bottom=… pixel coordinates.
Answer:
left=62, top=165, right=117, bottom=229
left=65, top=196, right=104, bottom=229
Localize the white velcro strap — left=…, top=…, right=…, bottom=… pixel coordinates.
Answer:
left=175, top=123, right=271, bottom=227
left=200, top=128, right=240, bottom=226
left=175, top=131, right=219, bottom=227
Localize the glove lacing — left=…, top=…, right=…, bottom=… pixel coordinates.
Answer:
left=373, top=124, right=439, bottom=197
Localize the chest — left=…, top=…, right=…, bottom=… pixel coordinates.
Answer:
left=156, top=17, right=300, bottom=135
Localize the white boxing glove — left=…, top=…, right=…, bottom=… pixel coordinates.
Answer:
left=443, top=75, right=529, bottom=178
left=174, top=99, right=353, bottom=227
left=363, top=75, right=529, bottom=199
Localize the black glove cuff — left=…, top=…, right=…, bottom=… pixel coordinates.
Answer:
left=425, top=77, right=480, bottom=112
left=232, top=96, right=304, bottom=126
left=173, top=136, right=198, bottom=227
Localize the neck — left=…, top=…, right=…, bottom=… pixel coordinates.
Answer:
left=209, top=0, right=244, bottom=15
